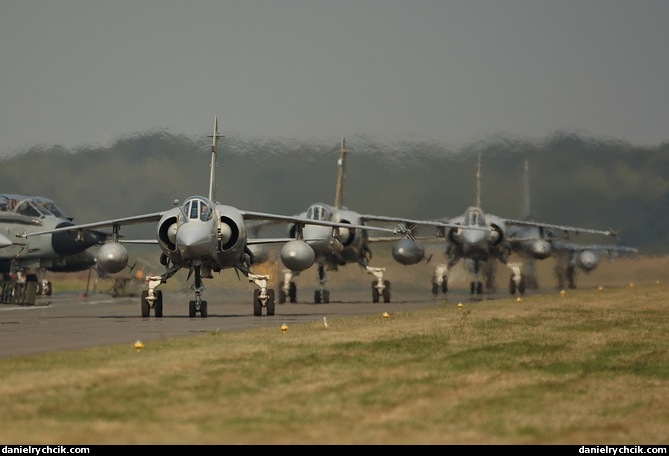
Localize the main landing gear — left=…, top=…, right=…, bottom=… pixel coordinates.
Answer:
left=278, top=269, right=297, bottom=304
left=431, top=263, right=449, bottom=298
left=141, top=276, right=166, bottom=318
left=367, top=266, right=390, bottom=303
left=249, top=273, right=275, bottom=316
left=0, top=273, right=39, bottom=305
left=507, top=262, right=526, bottom=295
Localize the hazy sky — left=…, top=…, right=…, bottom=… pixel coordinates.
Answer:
left=1, top=1, right=667, bottom=156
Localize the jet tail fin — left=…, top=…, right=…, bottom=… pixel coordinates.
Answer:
left=475, top=153, right=482, bottom=208
left=207, top=117, right=223, bottom=203
left=333, top=137, right=346, bottom=209
left=522, top=159, right=532, bottom=220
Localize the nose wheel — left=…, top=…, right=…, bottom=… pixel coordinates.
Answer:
left=314, top=288, right=330, bottom=304
left=278, top=279, right=297, bottom=303
left=189, top=298, right=208, bottom=318
left=140, top=289, right=164, bottom=318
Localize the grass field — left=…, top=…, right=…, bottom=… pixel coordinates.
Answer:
left=2, top=254, right=668, bottom=444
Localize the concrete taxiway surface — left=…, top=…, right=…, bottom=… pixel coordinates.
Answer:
left=0, top=287, right=475, bottom=359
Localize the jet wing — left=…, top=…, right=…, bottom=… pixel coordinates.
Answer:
left=22, top=208, right=400, bottom=242
left=357, top=213, right=488, bottom=238
left=240, top=210, right=400, bottom=235
left=550, top=240, right=638, bottom=256
left=504, top=218, right=618, bottom=238
left=21, top=212, right=165, bottom=238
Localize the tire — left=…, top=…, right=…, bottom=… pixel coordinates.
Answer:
left=200, top=301, right=208, bottom=318
left=45, top=282, right=53, bottom=296
left=382, top=280, right=391, bottom=303
left=314, top=290, right=321, bottom=304
left=266, top=289, right=275, bottom=316
left=288, top=282, right=297, bottom=303
left=253, top=289, right=262, bottom=316
left=509, top=277, right=516, bottom=295
left=322, top=289, right=330, bottom=304
left=154, top=290, right=163, bottom=318
left=372, top=282, right=380, bottom=303
left=141, top=290, right=150, bottom=318
left=278, top=285, right=287, bottom=304
left=189, top=300, right=197, bottom=318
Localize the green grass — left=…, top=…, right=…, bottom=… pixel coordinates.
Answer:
left=0, top=282, right=668, bottom=444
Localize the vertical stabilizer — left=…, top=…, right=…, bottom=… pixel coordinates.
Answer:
left=522, top=159, right=532, bottom=219
left=333, top=137, right=347, bottom=209
left=207, top=117, right=223, bottom=203
left=475, top=153, right=482, bottom=208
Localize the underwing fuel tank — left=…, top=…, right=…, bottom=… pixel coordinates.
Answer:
left=280, top=240, right=316, bottom=271
left=96, top=242, right=129, bottom=274
left=391, top=238, right=426, bottom=265
left=574, top=250, right=598, bottom=272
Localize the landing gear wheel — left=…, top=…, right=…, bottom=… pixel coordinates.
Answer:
left=253, top=289, right=262, bottom=316
left=141, top=290, right=150, bottom=318
left=509, top=277, right=516, bottom=295
left=382, top=280, right=391, bottom=303
left=314, top=289, right=329, bottom=304
left=266, top=289, right=275, bottom=316
left=44, top=281, right=53, bottom=296
left=431, top=278, right=439, bottom=296
left=470, top=281, right=483, bottom=298
left=278, top=282, right=287, bottom=304
left=200, top=300, right=208, bottom=318
left=189, top=300, right=197, bottom=318
left=432, top=277, right=447, bottom=296
left=372, top=282, right=380, bottom=303
left=288, top=282, right=297, bottom=303
left=567, top=267, right=576, bottom=289
left=154, top=290, right=163, bottom=318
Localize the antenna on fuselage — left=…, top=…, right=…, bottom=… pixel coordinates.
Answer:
left=334, top=137, right=347, bottom=209
left=207, top=116, right=223, bottom=203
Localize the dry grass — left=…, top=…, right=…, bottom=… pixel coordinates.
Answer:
left=1, top=255, right=668, bottom=444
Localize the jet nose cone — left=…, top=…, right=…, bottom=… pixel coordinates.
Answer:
left=461, top=229, right=488, bottom=251
left=176, top=222, right=214, bottom=259
left=0, top=233, right=12, bottom=248
left=51, top=221, right=100, bottom=256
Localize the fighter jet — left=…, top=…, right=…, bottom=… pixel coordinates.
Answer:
left=388, top=155, right=619, bottom=298
left=265, top=138, right=471, bottom=304
left=0, top=194, right=100, bottom=304
left=23, top=118, right=398, bottom=318
left=508, top=160, right=637, bottom=290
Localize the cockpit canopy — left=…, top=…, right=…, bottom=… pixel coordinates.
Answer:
left=31, top=197, right=68, bottom=218
left=306, top=204, right=332, bottom=222
left=464, top=207, right=486, bottom=227
left=183, top=196, right=213, bottom=222
left=0, top=194, right=67, bottom=219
